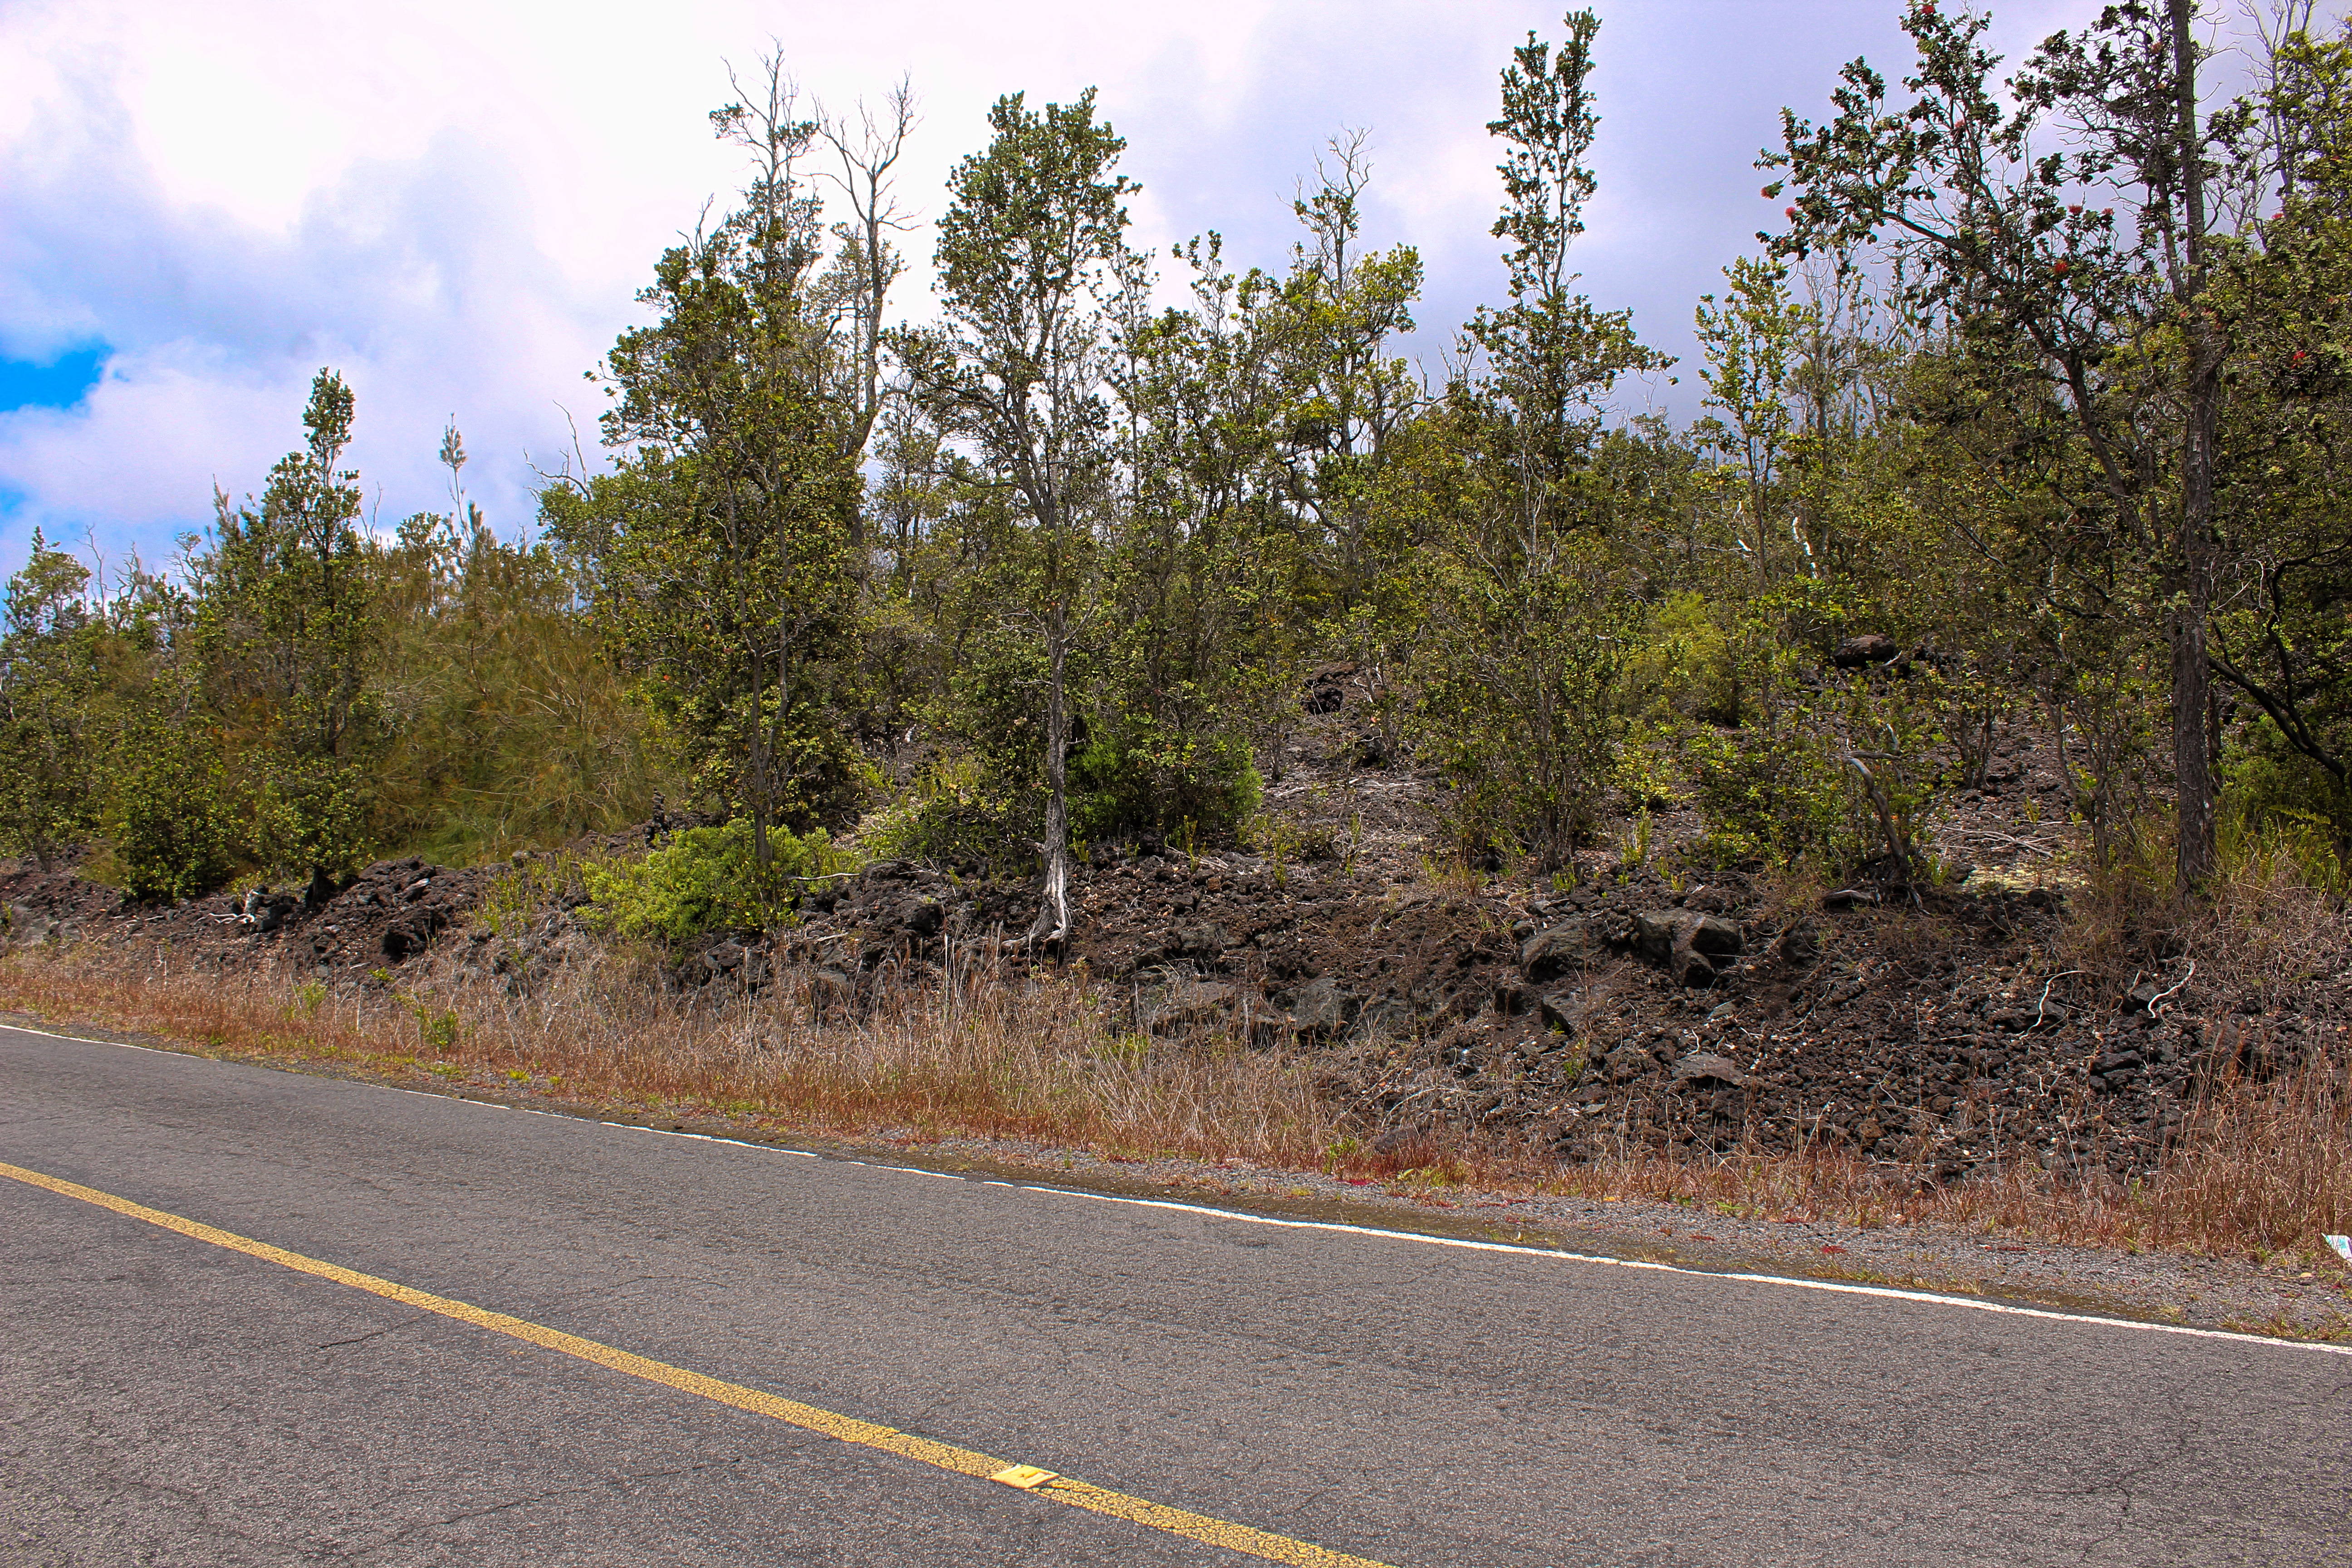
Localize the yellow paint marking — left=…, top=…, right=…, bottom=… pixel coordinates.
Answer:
left=0, top=1159, right=1394, bottom=1568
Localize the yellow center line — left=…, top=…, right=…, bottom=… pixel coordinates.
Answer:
left=2, top=1158, right=1394, bottom=1568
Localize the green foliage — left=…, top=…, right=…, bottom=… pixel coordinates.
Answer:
left=104, top=723, right=243, bottom=902
left=858, top=755, right=1026, bottom=874
left=190, top=370, right=386, bottom=883
left=1416, top=522, right=1635, bottom=868
left=1068, top=721, right=1262, bottom=845
left=0, top=533, right=108, bottom=869
left=399, top=992, right=461, bottom=1052
left=26, top=11, right=2352, bottom=934
left=1624, top=592, right=1740, bottom=724
left=582, top=818, right=846, bottom=943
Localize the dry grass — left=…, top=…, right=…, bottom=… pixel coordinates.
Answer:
left=2, top=935, right=2344, bottom=1266
left=0, top=941, right=1338, bottom=1167
left=1453, top=1049, right=2347, bottom=1261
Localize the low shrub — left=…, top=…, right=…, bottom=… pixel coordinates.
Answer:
left=1069, top=721, right=1262, bottom=847
left=104, top=725, right=244, bottom=902
left=582, top=818, right=846, bottom=942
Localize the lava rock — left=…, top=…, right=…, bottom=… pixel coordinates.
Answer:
left=1833, top=632, right=1901, bottom=668
left=1672, top=1053, right=1748, bottom=1087
left=1284, top=975, right=1356, bottom=1037
left=1140, top=978, right=1236, bottom=1034
left=1171, top=922, right=1232, bottom=960
left=1604, top=1044, right=1655, bottom=1082
left=1684, top=914, right=1743, bottom=956
left=1521, top=919, right=1602, bottom=982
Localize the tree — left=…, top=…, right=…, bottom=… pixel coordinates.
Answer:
left=1417, top=8, right=1665, bottom=866
left=546, top=55, right=898, bottom=870
left=1769, top=0, right=2243, bottom=891
left=896, top=88, right=1135, bottom=946
left=1693, top=256, right=1812, bottom=585
left=1264, top=133, right=1426, bottom=634
left=0, top=533, right=104, bottom=871
left=2206, top=17, right=2352, bottom=844
left=191, top=368, right=382, bottom=901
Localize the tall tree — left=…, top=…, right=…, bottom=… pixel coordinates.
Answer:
left=546, top=55, right=900, bottom=869
left=1769, top=0, right=2243, bottom=890
left=896, top=88, right=1134, bottom=946
left=0, top=533, right=105, bottom=872
left=192, top=368, right=382, bottom=901
left=1418, top=9, right=1664, bottom=867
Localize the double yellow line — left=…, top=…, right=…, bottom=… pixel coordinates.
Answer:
left=2, top=1159, right=1394, bottom=1568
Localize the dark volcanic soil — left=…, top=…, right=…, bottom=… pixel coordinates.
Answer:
left=8, top=668, right=2349, bottom=1185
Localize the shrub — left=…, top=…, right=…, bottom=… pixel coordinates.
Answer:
left=104, top=725, right=244, bottom=902
left=1627, top=590, right=1741, bottom=723
left=858, top=754, right=1029, bottom=873
left=582, top=818, right=846, bottom=942
left=1068, top=720, right=1262, bottom=847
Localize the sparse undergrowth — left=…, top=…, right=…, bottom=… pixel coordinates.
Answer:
left=3, top=938, right=2342, bottom=1274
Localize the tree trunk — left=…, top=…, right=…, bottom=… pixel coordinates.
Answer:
left=1030, top=595, right=1073, bottom=947
left=2171, top=0, right=2219, bottom=891
left=2172, top=385, right=2219, bottom=891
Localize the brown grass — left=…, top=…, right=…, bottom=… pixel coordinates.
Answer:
left=0, top=941, right=1338, bottom=1166
left=1476, top=1050, right=2348, bottom=1261
left=2, top=936, right=2344, bottom=1266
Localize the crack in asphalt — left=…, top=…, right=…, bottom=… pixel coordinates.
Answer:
left=325, top=1457, right=751, bottom=1559
left=312, top=1312, right=433, bottom=1352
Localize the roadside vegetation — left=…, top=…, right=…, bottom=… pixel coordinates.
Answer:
left=5, top=3, right=2350, bottom=1276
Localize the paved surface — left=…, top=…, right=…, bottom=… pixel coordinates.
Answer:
left=3, top=1025, right=2347, bottom=1567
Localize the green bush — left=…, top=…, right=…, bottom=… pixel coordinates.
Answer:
left=2226, top=717, right=2352, bottom=856
left=1627, top=591, right=1741, bottom=723
left=582, top=818, right=845, bottom=942
left=105, top=726, right=245, bottom=902
left=859, top=754, right=1028, bottom=873
left=1068, top=720, right=1262, bottom=846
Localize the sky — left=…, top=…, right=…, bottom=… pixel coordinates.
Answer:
left=0, top=0, right=2287, bottom=581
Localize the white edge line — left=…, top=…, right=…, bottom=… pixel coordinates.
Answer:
left=12, top=1019, right=2350, bottom=1359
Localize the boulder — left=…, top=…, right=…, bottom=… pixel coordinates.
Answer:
left=1604, top=1044, right=1654, bottom=1083
left=1634, top=909, right=1743, bottom=986
left=1634, top=909, right=1682, bottom=962
left=1520, top=918, right=1602, bottom=982
left=1672, top=1053, right=1749, bottom=1088
left=1536, top=991, right=1582, bottom=1033
left=1140, top=978, right=1235, bottom=1034
left=1302, top=662, right=1356, bottom=715
left=1684, top=914, right=1743, bottom=956
left=1170, top=922, right=1232, bottom=960
left=1832, top=632, right=1901, bottom=668
left=1668, top=946, right=1718, bottom=988
left=1284, top=975, right=1356, bottom=1037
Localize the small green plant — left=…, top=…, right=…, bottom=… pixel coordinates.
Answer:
left=397, top=990, right=460, bottom=1052
left=505, top=1068, right=530, bottom=1082
left=293, top=980, right=327, bottom=1015
left=582, top=818, right=847, bottom=942
left=480, top=852, right=584, bottom=938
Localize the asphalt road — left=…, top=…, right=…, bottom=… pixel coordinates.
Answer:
left=3, top=1024, right=2347, bottom=1568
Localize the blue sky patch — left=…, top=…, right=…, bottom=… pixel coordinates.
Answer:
left=0, top=346, right=108, bottom=413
